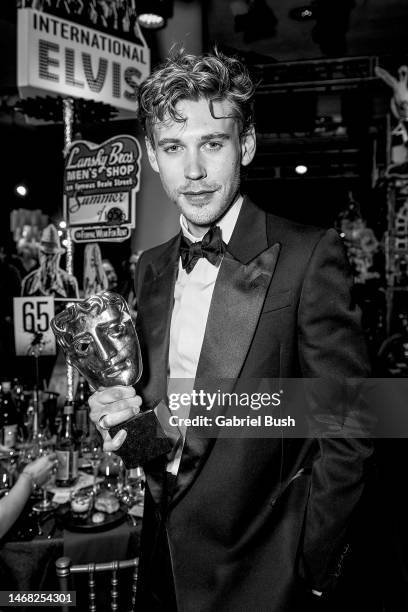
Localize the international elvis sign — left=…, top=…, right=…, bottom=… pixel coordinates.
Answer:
left=17, top=8, right=150, bottom=115
left=63, top=135, right=141, bottom=243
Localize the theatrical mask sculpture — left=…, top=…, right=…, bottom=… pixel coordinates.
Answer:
left=51, top=292, right=170, bottom=467
left=50, top=292, right=141, bottom=390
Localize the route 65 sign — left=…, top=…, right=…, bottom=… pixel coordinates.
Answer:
left=13, top=297, right=56, bottom=356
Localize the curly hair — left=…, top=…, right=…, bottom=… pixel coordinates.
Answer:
left=138, top=48, right=256, bottom=142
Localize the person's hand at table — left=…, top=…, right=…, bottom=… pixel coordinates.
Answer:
left=21, top=453, right=57, bottom=489
left=88, top=386, right=142, bottom=452
left=0, top=454, right=57, bottom=539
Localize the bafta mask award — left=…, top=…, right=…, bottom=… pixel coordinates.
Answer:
left=51, top=292, right=171, bottom=468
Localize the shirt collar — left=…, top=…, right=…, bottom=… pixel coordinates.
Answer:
left=179, top=195, right=243, bottom=244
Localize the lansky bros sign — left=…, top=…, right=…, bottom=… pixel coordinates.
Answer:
left=64, top=135, right=141, bottom=243
left=17, top=8, right=150, bottom=114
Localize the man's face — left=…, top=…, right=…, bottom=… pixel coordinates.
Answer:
left=65, top=303, right=140, bottom=390
left=146, top=98, right=256, bottom=236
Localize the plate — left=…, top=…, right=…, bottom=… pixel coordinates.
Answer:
left=58, top=504, right=127, bottom=533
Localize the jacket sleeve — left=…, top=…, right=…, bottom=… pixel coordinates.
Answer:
left=297, top=228, right=373, bottom=591
left=133, top=251, right=182, bottom=456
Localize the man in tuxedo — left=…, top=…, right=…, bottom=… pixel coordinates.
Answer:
left=89, top=49, right=373, bottom=611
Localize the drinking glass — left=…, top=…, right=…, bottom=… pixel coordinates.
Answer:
left=70, top=488, right=93, bottom=517
left=0, top=454, right=13, bottom=499
left=100, top=451, right=121, bottom=490
left=32, top=447, right=58, bottom=513
left=118, top=466, right=145, bottom=507
left=82, top=440, right=103, bottom=495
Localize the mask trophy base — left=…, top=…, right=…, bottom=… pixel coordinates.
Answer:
left=51, top=292, right=172, bottom=469
left=109, top=409, right=172, bottom=469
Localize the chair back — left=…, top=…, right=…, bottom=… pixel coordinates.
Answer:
left=55, top=555, right=138, bottom=612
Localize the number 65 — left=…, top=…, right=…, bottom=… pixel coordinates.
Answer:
left=23, top=301, right=49, bottom=333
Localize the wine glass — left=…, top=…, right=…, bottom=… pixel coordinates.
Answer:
left=130, top=466, right=145, bottom=504
left=82, top=440, right=103, bottom=496
left=100, top=451, right=121, bottom=491
left=91, top=447, right=103, bottom=495
left=32, top=447, right=58, bottom=513
left=116, top=459, right=126, bottom=496
left=0, top=453, right=13, bottom=499
left=118, top=465, right=145, bottom=508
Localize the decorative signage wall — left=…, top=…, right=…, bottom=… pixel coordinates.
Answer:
left=63, top=135, right=142, bottom=242
left=17, top=8, right=150, bottom=115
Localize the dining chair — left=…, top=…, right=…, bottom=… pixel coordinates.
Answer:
left=55, top=555, right=139, bottom=612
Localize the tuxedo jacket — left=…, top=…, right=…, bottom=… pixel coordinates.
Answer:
left=134, top=197, right=372, bottom=612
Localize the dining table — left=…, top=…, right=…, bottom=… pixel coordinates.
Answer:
left=0, top=471, right=143, bottom=612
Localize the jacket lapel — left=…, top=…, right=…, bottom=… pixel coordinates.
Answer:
left=195, top=245, right=280, bottom=380
left=197, top=197, right=280, bottom=380
left=139, top=234, right=180, bottom=405
left=139, top=234, right=180, bottom=505
left=170, top=198, right=281, bottom=507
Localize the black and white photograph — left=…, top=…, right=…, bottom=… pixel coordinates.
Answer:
left=1, top=1, right=408, bottom=611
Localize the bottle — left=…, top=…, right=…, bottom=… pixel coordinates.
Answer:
left=54, top=405, right=63, bottom=439
left=12, top=378, right=27, bottom=439
left=1, top=382, right=19, bottom=449
left=55, top=400, right=79, bottom=487
left=0, top=383, right=3, bottom=433
left=26, top=394, right=38, bottom=441
left=26, top=387, right=41, bottom=453
left=74, top=376, right=89, bottom=440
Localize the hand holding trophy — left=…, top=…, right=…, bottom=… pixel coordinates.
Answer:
left=51, top=292, right=171, bottom=468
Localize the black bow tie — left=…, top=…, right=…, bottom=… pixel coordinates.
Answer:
left=180, top=226, right=226, bottom=273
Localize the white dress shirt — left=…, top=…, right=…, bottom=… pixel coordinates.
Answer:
left=166, top=196, right=243, bottom=474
